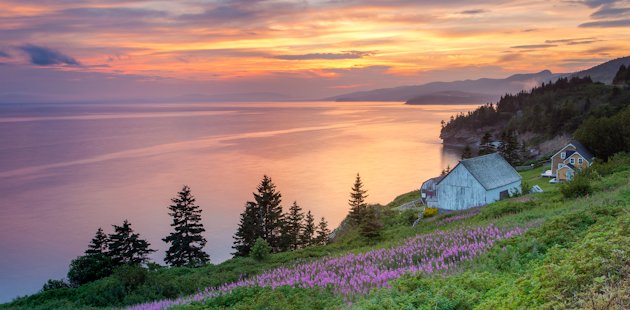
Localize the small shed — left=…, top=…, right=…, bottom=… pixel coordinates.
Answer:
left=435, top=153, right=522, bottom=211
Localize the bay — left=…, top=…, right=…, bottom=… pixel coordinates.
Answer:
left=0, top=101, right=477, bottom=302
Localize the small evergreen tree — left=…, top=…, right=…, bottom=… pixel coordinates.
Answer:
left=108, top=220, right=155, bottom=265
left=315, top=217, right=330, bottom=245
left=300, top=210, right=316, bottom=247
left=85, top=227, right=109, bottom=255
left=348, top=173, right=368, bottom=225
left=478, top=132, right=495, bottom=155
left=250, top=237, right=271, bottom=261
left=232, top=201, right=259, bottom=257
left=612, top=64, right=628, bottom=85
left=285, top=201, right=304, bottom=250
left=461, top=144, right=473, bottom=159
left=163, top=185, right=210, bottom=267
left=440, top=165, right=451, bottom=176
left=254, top=175, right=284, bottom=251
left=499, top=130, right=520, bottom=165
left=360, top=206, right=382, bottom=240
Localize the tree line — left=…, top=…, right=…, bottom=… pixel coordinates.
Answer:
left=232, top=175, right=330, bottom=257
left=459, top=129, right=524, bottom=166
left=55, top=177, right=337, bottom=288
left=48, top=173, right=383, bottom=290
left=441, top=69, right=630, bottom=151
left=65, top=185, right=209, bottom=286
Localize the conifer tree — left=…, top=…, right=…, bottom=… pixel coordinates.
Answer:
left=461, top=144, right=473, bottom=159
left=499, top=130, right=520, bottom=165
left=613, top=64, right=628, bottom=85
left=85, top=227, right=109, bottom=255
left=478, top=132, right=494, bottom=155
left=285, top=201, right=304, bottom=250
left=360, top=206, right=382, bottom=240
left=108, top=220, right=155, bottom=265
left=163, top=185, right=210, bottom=267
left=300, top=210, right=316, bottom=247
left=253, top=175, right=284, bottom=251
left=232, top=201, right=259, bottom=257
left=315, top=217, right=330, bottom=245
left=348, top=173, right=368, bottom=225
left=440, top=165, right=451, bottom=176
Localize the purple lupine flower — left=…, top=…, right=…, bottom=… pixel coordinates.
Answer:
left=128, top=224, right=527, bottom=309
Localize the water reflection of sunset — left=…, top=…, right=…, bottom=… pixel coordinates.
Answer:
left=0, top=101, right=470, bottom=301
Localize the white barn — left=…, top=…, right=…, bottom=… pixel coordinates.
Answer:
left=435, top=153, right=522, bottom=211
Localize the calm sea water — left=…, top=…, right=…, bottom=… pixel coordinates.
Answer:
left=0, top=101, right=477, bottom=302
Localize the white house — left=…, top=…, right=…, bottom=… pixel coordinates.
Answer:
left=434, top=153, right=522, bottom=211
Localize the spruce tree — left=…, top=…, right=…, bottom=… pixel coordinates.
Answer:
left=108, top=220, right=155, bottom=265
left=499, top=130, right=520, bottom=165
left=461, top=144, right=473, bottom=159
left=285, top=201, right=304, bottom=250
left=253, top=175, right=284, bottom=251
left=163, top=185, right=210, bottom=267
left=348, top=173, right=368, bottom=225
left=232, top=201, right=259, bottom=257
left=300, top=210, right=316, bottom=247
left=360, top=206, right=382, bottom=240
left=478, top=132, right=494, bottom=155
left=85, top=227, right=109, bottom=255
left=315, top=217, right=330, bottom=245
left=613, top=64, right=627, bottom=85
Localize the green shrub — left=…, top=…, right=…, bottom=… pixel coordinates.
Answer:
left=41, top=279, right=71, bottom=291
left=593, top=152, right=630, bottom=176
left=399, top=209, right=419, bottom=226
left=113, top=265, right=148, bottom=291
left=179, top=286, right=343, bottom=309
left=560, top=171, right=593, bottom=198
left=67, top=253, right=115, bottom=286
left=423, top=207, right=438, bottom=218
left=250, top=238, right=271, bottom=261
left=480, top=201, right=535, bottom=219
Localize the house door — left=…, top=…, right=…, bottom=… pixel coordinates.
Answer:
left=566, top=170, right=574, bottom=181
left=499, top=190, right=509, bottom=200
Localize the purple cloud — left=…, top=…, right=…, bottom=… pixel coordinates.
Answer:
left=19, top=44, right=80, bottom=66
left=579, top=18, right=630, bottom=27
left=460, top=9, right=488, bottom=14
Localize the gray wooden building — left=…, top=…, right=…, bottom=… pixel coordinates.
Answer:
left=434, top=153, right=521, bottom=211
left=420, top=176, right=442, bottom=209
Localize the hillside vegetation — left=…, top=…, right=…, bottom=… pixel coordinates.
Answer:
left=440, top=76, right=630, bottom=155
left=3, top=154, right=629, bottom=309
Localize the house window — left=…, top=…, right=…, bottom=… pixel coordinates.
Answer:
left=560, top=152, right=566, bottom=159
left=570, top=158, right=575, bottom=164
left=578, top=158, right=583, bottom=164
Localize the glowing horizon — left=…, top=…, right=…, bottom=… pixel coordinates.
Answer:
left=1, top=0, right=629, bottom=99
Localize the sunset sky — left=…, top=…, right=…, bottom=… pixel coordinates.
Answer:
left=1, top=0, right=629, bottom=101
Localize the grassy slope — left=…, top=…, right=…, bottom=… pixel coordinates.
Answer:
left=2, top=160, right=629, bottom=310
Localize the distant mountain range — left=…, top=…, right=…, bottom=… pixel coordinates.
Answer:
left=327, top=56, right=630, bottom=104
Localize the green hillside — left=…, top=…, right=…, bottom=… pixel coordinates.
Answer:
left=3, top=155, right=629, bottom=309
left=439, top=75, right=630, bottom=157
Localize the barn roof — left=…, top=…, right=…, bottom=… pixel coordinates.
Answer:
left=439, top=153, right=521, bottom=190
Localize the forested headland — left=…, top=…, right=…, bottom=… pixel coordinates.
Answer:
left=440, top=65, right=630, bottom=162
